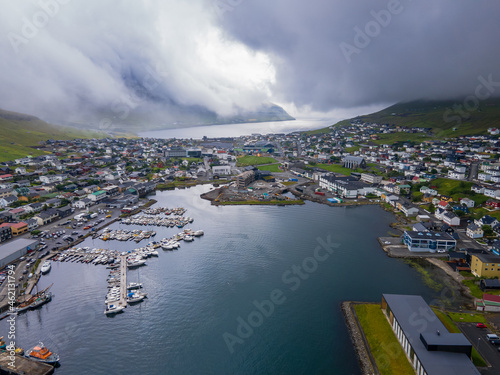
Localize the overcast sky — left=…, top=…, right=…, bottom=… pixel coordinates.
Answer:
left=1, top=0, right=499, bottom=125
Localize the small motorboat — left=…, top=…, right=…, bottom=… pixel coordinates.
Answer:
left=26, top=342, right=60, bottom=364
left=104, top=304, right=125, bottom=315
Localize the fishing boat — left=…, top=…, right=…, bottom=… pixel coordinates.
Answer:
left=0, top=336, right=6, bottom=349
left=104, top=304, right=125, bottom=315
left=40, top=261, right=51, bottom=274
left=16, top=284, right=53, bottom=313
left=30, top=292, right=52, bottom=310
left=26, top=342, right=60, bottom=364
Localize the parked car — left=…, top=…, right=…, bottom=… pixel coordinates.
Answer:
left=487, top=334, right=500, bottom=343
left=476, top=323, right=487, bottom=328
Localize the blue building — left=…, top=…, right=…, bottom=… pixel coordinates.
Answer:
left=403, top=231, right=456, bottom=252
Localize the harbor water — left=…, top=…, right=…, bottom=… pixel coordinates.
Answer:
left=1, top=186, right=451, bottom=374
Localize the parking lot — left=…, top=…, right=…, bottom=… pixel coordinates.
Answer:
left=459, top=322, right=500, bottom=374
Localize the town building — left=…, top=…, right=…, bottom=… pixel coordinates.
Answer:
left=381, top=294, right=479, bottom=375
left=236, top=171, right=255, bottom=189
left=403, top=231, right=456, bottom=252
left=0, top=238, right=39, bottom=268
left=470, top=253, right=500, bottom=278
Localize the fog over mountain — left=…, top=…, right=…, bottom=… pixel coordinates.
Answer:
left=1, top=0, right=499, bottom=130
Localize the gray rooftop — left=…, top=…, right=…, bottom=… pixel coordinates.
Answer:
left=383, top=294, right=479, bottom=375
left=0, top=238, right=39, bottom=259
left=405, top=231, right=455, bottom=241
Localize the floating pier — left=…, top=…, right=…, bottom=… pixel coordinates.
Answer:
left=0, top=352, right=54, bottom=375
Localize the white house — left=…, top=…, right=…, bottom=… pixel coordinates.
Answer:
left=460, top=197, right=475, bottom=208
left=466, top=224, right=483, bottom=239
left=212, top=166, right=231, bottom=175
left=72, top=198, right=93, bottom=209
left=442, top=211, right=461, bottom=226
left=88, top=190, right=107, bottom=202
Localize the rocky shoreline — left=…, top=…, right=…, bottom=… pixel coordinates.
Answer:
left=341, top=301, right=379, bottom=375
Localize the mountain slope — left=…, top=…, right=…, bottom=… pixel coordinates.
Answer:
left=0, top=108, right=106, bottom=162
left=309, top=98, right=500, bottom=137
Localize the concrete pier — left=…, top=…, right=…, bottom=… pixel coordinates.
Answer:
left=119, top=254, right=127, bottom=307
left=0, top=352, right=54, bottom=375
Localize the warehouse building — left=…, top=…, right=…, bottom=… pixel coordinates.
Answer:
left=381, top=294, right=479, bottom=375
left=0, top=238, right=39, bottom=268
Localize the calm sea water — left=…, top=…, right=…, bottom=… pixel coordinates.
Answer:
left=1, top=186, right=442, bottom=374
left=138, top=118, right=335, bottom=139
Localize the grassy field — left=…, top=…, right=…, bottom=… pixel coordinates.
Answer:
left=447, top=312, right=487, bottom=323
left=463, top=279, right=484, bottom=299
left=236, top=155, right=278, bottom=167
left=351, top=99, right=499, bottom=138
left=257, top=163, right=282, bottom=172
left=354, top=304, right=415, bottom=375
left=372, top=132, right=430, bottom=145
left=316, top=164, right=354, bottom=175
left=432, top=308, right=487, bottom=367
left=0, top=108, right=106, bottom=162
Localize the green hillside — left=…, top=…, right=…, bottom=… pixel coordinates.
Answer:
left=308, top=98, right=500, bottom=138
left=0, top=108, right=106, bottom=162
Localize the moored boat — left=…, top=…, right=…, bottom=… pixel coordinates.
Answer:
left=26, top=342, right=60, bottom=364
left=105, top=304, right=125, bottom=315
left=40, top=261, right=51, bottom=274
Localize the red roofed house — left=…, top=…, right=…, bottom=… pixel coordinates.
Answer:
left=486, top=200, right=500, bottom=210
left=0, top=222, right=28, bottom=236
left=438, top=200, right=451, bottom=210
left=475, top=293, right=500, bottom=312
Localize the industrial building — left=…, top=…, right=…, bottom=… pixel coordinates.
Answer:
left=381, top=294, right=479, bottom=375
left=0, top=238, right=39, bottom=268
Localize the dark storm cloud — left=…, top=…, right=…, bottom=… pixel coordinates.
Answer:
left=218, top=0, right=500, bottom=110
left=0, top=0, right=499, bottom=124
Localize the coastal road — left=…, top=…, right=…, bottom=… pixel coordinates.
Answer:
left=458, top=322, right=500, bottom=375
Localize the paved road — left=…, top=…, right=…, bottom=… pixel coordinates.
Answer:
left=458, top=322, right=500, bottom=375
left=469, top=162, right=480, bottom=181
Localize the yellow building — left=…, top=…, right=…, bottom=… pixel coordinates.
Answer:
left=471, top=253, right=500, bottom=278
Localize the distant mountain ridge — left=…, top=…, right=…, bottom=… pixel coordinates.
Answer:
left=49, top=102, right=295, bottom=133
left=0, top=108, right=105, bottom=162
left=329, top=98, right=500, bottom=138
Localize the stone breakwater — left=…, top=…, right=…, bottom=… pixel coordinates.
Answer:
left=341, top=301, right=379, bottom=375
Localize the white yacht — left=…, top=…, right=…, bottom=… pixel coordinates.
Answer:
left=40, top=261, right=51, bottom=274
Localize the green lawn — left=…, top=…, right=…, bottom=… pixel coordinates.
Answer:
left=236, top=155, right=278, bottom=167
left=355, top=304, right=415, bottom=375
left=432, top=308, right=487, bottom=367
left=447, top=312, right=487, bottom=323
left=257, top=163, right=282, bottom=172
left=463, top=279, right=484, bottom=299
left=316, top=163, right=354, bottom=176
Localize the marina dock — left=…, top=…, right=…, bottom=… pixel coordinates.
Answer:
left=0, top=352, right=54, bottom=375
left=119, top=254, right=127, bottom=307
